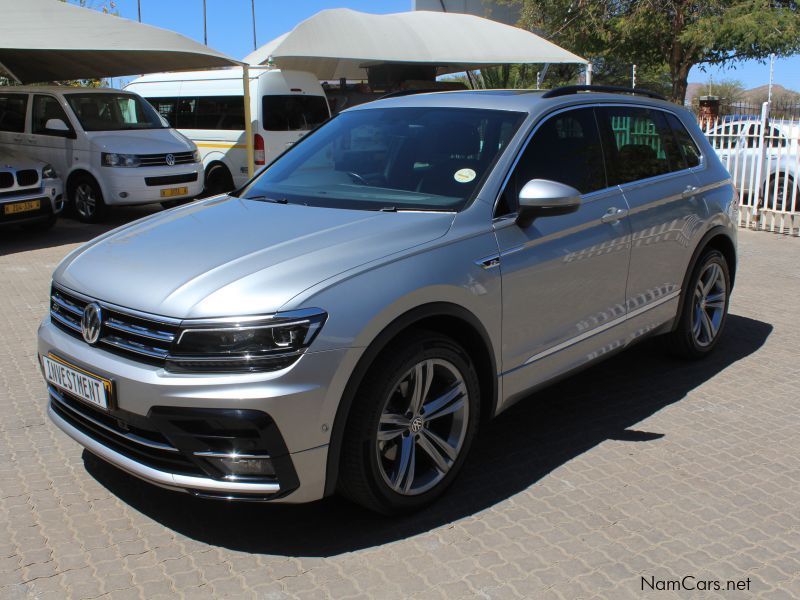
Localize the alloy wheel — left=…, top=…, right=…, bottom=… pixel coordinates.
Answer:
left=74, top=183, right=96, bottom=218
left=375, top=358, right=469, bottom=496
left=691, top=262, right=727, bottom=347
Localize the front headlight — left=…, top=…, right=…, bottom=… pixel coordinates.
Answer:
left=192, top=149, right=201, bottom=162
left=166, top=309, right=327, bottom=373
left=42, top=164, right=57, bottom=179
left=102, top=152, right=141, bottom=167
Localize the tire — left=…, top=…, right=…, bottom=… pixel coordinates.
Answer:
left=69, top=174, right=106, bottom=223
left=338, top=330, right=480, bottom=514
left=763, top=175, right=796, bottom=212
left=203, top=163, right=234, bottom=197
left=21, top=213, right=58, bottom=232
left=663, top=249, right=730, bottom=359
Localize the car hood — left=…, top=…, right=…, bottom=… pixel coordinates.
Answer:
left=54, top=196, right=455, bottom=319
left=86, top=128, right=195, bottom=154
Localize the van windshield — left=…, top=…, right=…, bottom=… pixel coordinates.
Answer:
left=65, top=93, right=166, bottom=132
left=239, top=107, right=525, bottom=212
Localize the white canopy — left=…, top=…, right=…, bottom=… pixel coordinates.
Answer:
left=244, top=9, right=587, bottom=80
left=0, top=0, right=241, bottom=84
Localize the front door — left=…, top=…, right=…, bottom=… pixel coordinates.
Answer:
left=494, top=107, right=632, bottom=405
left=28, top=94, right=77, bottom=179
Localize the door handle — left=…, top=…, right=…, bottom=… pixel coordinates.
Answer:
left=682, top=185, right=698, bottom=198
left=600, top=207, right=628, bottom=224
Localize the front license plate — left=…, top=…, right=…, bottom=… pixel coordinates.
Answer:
left=42, top=353, right=112, bottom=411
left=160, top=186, right=188, bottom=198
left=4, top=199, right=41, bottom=215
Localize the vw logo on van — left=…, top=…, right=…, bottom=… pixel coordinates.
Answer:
left=81, top=303, right=103, bottom=345
left=165, top=153, right=176, bottom=166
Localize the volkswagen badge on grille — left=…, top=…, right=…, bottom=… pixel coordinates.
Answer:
left=165, top=153, right=175, bottom=166
left=81, top=303, right=103, bottom=345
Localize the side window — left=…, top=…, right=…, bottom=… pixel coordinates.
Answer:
left=262, top=95, right=329, bottom=131
left=665, top=113, right=701, bottom=168
left=147, top=97, right=177, bottom=127
left=598, top=106, right=678, bottom=185
left=0, top=93, right=28, bottom=133
left=175, top=97, right=197, bottom=129
left=768, top=126, right=787, bottom=148
left=497, top=108, right=605, bottom=216
left=195, top=96, right=245, bottom=130
left=31, top=95, right=72, bottom=136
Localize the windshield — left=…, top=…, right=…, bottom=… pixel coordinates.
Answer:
left=65, top=93, right=166, bottom=132
left=239, top=107, right=525, bottom=212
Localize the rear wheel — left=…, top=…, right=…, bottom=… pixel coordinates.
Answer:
left=69, top=175, right=106, bottom=223
left=338, top=331, right=480, bottom=514
left=663, top=249, right=730, bottom=359
left=763, top=174, right=797, bottom=212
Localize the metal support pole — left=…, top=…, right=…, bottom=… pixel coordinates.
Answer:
left=585, top=62, right=592, bottom=85
left=251, top=0, right=257, bottom=51
left=243, top=64, right=255, bottom=178
left=632, top=64, right=637, bottom=89
left=202, top=0, right=207, bottom=45
left=768, top=53, right=775, bottom=103
left=752, top=100, right=771, bottom=217
left=137, top=0, right=141, bottom=22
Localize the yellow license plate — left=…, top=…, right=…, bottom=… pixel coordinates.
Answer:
left=4, top=199, right=41, bottom=215
left=160, top=187, right=188, bottom=198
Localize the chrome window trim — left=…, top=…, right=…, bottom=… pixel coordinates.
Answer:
left=492, top=101, right=706, bottom=219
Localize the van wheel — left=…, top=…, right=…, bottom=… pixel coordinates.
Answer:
left=70, top=175, right=106, bottom=223
left=338, top=331, right=480, bottom=514
left=663, top=249, right=730, bottom=359
left=204, top=164, right=234, bottom=197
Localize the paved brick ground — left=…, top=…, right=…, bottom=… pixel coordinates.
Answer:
left=1, top=211, right=799, bottom=599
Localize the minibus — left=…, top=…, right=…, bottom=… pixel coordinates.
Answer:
left=126, top=68, right=331, bottom=194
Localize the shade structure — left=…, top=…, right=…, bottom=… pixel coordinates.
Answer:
left=0, top=0, right=241, bottom=84
left=244, top=9, right=587, bottom=79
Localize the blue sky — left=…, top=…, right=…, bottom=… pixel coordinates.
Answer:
left=103, top=0, right=798, bottom=91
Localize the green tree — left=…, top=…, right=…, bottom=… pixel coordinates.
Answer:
left=506, top=0, right=800, bottom=104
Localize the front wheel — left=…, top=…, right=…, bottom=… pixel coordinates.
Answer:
left=338, top=331, right=480, bottom=514
left=70, top=175, right=106, bottom=223
left=663, top=249, right=731, bottom=359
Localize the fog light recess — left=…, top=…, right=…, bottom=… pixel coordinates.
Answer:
left=195, top=452, right=276, bottom=479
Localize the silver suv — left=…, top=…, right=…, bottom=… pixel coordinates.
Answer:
left=39, top=86, right=737, bottom=513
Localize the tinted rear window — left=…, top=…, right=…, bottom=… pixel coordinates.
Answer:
left=262, top=95, right=329, bottom=131
left=0, top=93, right=28, bottom=133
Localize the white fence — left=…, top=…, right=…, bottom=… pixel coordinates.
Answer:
left=700, top=102, right=800, bottom=235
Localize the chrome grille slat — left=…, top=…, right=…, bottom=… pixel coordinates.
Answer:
left=51, top=293, right=83, bottom=317
left=138, top=151, right=196, bottom=167
left=48, top=386, right=179, bottom=452
left=50, top=309, right=81, bottom=332
left=101, top=335, right=171, bottom=359
left=104, top=317, right=176, bottom=342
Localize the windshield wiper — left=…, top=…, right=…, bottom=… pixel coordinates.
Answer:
left=244, top=195, right=288, bottom=204
left=375, top=206, right=454, bottom=213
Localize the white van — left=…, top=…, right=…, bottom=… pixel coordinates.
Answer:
left=0, top=87, right=203, bottom=222
left=125, top=68, right=330, bottom=194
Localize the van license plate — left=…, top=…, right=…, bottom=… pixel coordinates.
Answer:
left=42, top=353, right=112, bottom=411
left=4, top=199, right=41, bottom=215
left=160, top=187, right=188, bottom=198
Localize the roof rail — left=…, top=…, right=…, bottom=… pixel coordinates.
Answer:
left=541, top=85, right=667, bottom=101
left=378, top=89, right=437, bottom=99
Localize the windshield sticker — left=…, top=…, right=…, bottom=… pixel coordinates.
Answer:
left=453, top=168, right=477, bottom=183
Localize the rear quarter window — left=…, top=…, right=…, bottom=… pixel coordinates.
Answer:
left=665, top=113, right=702, bottom=168
left=262, top=95, right=329, bottom=131
left=0, top=93, right=28, bottom=133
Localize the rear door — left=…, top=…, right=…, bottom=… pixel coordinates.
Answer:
left=596, top=105, right=705, bottom=320
left=494, top=107, right=632, bottom=402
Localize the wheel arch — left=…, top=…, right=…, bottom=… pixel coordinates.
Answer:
left=323, top=302, right=498, bottom=497
left=673, top=225, right=737, bottom=330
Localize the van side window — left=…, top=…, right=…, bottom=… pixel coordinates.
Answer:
left=0, top=93, right=28, bottom=133
left=597, top=107, right=679, bottom=184
left=32, top=95, right=72, bottom=136
left=665, top=113, right=702, bottom=168
left=148, top=97, right=177, bottom=127
left=263, top=96, right=329, bottom=131
left=496, top=108, right=605, bottom=216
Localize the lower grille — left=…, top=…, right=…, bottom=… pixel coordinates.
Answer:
left=144, top=173, right=198, bottom=187
left=48, top=386, right=203, bottom=477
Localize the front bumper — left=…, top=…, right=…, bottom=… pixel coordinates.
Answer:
left=102, top=163, right=203, bottom=205
left=38, top=317, right=352, bottom=502
left=0, top=181, right=64, bottom=226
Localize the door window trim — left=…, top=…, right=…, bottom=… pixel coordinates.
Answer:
left=31, top=93, right=76, bottom=138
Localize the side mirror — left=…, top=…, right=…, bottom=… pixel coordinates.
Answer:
left=44, top=118, right=70, bottom=132
left=516, top=179, right=581, bottom=227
